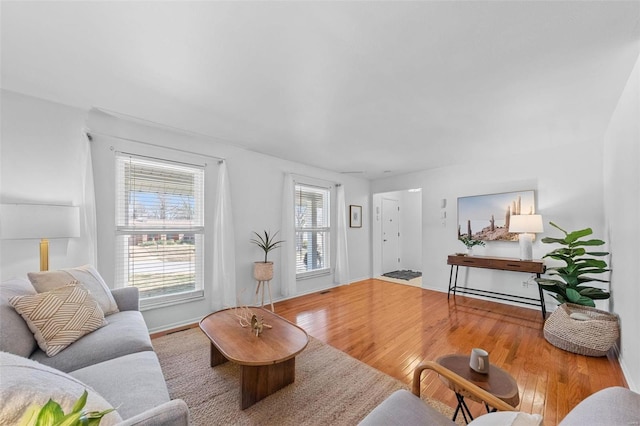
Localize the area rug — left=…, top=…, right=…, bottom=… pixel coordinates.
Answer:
left=382, top=270, right=422, bottom=281
left=153, top=327, right=455, bottom=425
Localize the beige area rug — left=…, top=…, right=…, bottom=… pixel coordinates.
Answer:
left=153, top=327, right=455, bottom=425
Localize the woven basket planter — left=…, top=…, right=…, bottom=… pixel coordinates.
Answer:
left=253, top=261, right=274, bottom=281
left=544, top=303, right=619, bottom=357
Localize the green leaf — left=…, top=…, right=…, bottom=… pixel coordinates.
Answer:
left=578, top=287, right=611, bottom=300
left=54, top=412, right=83, bottom=426
left=566, top=288, right=582, bottom=303
left=36, top=400, right=65, bottom=426
left=585, top=251, right=609, bottom=257
left=70, top=391, right=88, bottom=415
left=540, top=237, right=567, bottom=245
left=573, top=239, right=605, bottom=247
left=548, top=221, right=569, bottom=235
left=565, top=228, right=592, bottom=244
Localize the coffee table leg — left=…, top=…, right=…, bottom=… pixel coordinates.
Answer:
left=240, top=358, right=296, bottom=409
left=210, top=343, right=228, bottom=367
left=453, top=392, right=474, bottom=424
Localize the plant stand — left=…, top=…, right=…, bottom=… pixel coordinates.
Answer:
left=544, top=303, right=619, bottom=357
left=254, top=280, right=274, bottom=312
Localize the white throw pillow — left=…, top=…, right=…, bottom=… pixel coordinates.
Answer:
left=0, top=351, right=122, bottom=425
left=28, top=264, right=119, bottom=315
left=9, top=283, right=107, bottom=357
left=468, top=411, right=543, bottom=426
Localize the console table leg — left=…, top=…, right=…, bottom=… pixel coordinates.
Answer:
left=448, top=265, right=454, bottom=299
left=537, top=274, right=547, bottom=320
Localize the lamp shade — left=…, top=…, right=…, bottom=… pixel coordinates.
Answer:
left=509, top=214, right=544, bottom=234
left=0, top=204, right=80, bottom=240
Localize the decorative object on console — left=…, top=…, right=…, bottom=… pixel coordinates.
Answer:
left=508, top=214, right=544, bottom=260
left=0, top=203, right=80, bottom=271
left=458, top=235, right=485, bottom=256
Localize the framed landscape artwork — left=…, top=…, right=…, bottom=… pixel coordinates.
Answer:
left=457, top=190, right=536, bottom=242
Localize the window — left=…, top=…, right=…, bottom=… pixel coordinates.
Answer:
left=115, top=154, right=204, bottom=304
left=295, top=183, right=330, bottom=277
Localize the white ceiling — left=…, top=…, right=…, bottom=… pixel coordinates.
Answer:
left=2, top=1, right=639, bottom=179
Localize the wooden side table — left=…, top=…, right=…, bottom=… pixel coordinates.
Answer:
left=436, top=354, right=519, bottom=424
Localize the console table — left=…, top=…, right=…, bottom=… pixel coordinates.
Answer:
left=447, top=254, right=547, bottom=319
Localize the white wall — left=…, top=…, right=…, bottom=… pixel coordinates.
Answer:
left=372, top=141, right=606, bottom=313
left=0, top=90, right=95, bottom=277
left=1, top=92, right=372, bottom=332
left=603, top=54, right=639, bottom=391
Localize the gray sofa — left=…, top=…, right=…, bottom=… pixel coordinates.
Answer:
left=0, top=277, right=189, bottom=425
left=360, top=361, right=640, bottom=425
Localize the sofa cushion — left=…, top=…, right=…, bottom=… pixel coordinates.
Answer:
left=559, top=386, right=640, bottom=426
left=0, top=351, right=122, bottom=425
left=28, top=264, right=119, bottom=315
left=0, top=278, right=38, bottom=357
left=30, top=310, right=153, bottom=372
left=70, top=351, right=171, bottom=420
left=358, top=389, right=454, bottom=426
left=9, top=283, right=107, bottom=357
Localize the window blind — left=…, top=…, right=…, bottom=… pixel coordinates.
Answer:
left=295, top=183, right=330, bottom=275
left=115, top=154, right=204, bottom=300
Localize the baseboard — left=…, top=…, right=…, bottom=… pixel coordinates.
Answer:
left=614, top=342, right=638, bottom=392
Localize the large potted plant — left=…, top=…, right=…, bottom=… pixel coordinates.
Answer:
left=535, top=222, right=619, bottom=356
left=250, top=230, right=284, bottom=281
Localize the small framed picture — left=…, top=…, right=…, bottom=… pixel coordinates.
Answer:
left=350, top=205, right=362, bottom=228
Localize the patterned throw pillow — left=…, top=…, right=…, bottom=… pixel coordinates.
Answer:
left=9, top=283, right=107, bottom=357
left=28, top=265, right=119, bottom=315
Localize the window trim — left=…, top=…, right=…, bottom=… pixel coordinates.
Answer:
left=114, top=153, right=206, bottom=305
left=294, top=181, right=332, bottom=279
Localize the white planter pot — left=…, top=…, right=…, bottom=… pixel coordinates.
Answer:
left=253, top=262, right=274, bottom=281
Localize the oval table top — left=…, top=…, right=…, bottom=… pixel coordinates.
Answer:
left=200, top=307, right=309, bottom=366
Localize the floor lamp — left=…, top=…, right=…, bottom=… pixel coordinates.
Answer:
left=0, top=204, right=80, bottom=271
left=508, top=214, right=544, bottom=261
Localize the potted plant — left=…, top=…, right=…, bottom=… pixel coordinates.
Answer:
left=535, top=222, right=619, bottom=357
left=250, top=230, right=284, bottom=281
left=458, top=235, right=485, bottom=255
left=19, top=390, right=114, bottom=426
left=534, top=222, right=610, bottom=307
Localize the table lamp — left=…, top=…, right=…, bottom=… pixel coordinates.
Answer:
left=0, top=203, right=80, bottom=271
left=508, top=214, right=543, bottom=261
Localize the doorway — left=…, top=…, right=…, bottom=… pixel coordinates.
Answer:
left=372, top=189, right=423, bottom=287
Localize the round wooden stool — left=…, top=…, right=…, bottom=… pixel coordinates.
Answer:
left=436, top=354, right=519, bottom=424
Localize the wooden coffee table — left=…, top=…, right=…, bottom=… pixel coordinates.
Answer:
left=436, top=354, right=519, bottom=424
left=199, top=307, right=309, bottom=409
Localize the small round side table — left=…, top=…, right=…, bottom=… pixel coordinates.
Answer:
left=436, top=354, right=519, bottom=424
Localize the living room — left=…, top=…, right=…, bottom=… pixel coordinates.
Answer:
left=1, top=1, right=639, bottom=425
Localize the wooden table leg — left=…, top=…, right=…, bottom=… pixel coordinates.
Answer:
left=240, top=358, right=296, bottom=409
left=210, top=343, right=228, bottom=367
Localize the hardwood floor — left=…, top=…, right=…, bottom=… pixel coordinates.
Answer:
left=274, top=279, right=627, bottom=425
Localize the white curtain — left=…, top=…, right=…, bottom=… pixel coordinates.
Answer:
left=212, top=160, right=237, bottom=310
left=281, top=173, right=296, bottom=296
left=334, top=184, right=350, bottom=285
left=69, top=132, right=98, bottom=267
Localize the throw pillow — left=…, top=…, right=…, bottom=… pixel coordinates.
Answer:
left=28, top=264, right=119, bottom=315
left=9, top=283, right=107, bottom=357
left=0, top=278, right=39, bottom=357
left=0, top=351, right=122, bottom=425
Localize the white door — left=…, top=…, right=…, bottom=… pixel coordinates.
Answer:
left=382, top=198, right=400, bottom=273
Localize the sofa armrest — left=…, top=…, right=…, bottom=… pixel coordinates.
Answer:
left=116, top=399, right=189, bottom=426
left=111, top=287, right=140, bottom=312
